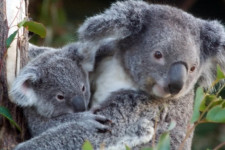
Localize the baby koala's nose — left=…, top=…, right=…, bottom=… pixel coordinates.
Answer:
left=72, top=96, right=86, bottom=112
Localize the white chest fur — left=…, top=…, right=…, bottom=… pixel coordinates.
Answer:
left=91, top=56, right=137, bottom=106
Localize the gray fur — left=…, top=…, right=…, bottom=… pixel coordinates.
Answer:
left=14, top=90, right=155, bottom=150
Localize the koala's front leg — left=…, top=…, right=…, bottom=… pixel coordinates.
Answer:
left=27, top=109, right=110, bottom=136
left=14, top=119, right=108, bottom=150
left=74, top=111, right=111, bottom=132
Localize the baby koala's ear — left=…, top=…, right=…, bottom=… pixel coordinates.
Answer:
left=62, top=42, right=97, bottom=72
left=28, top=43, right=56, bottom=60
left=10, top=66, right=40, bottom=107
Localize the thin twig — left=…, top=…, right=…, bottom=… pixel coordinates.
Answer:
left=216, top=84, right=225, bottom=96
left=213, top=141, right=225, bottom=150
left=8, top=0, right=23, bottom=28
left=178, top=123, right=198, bottom=150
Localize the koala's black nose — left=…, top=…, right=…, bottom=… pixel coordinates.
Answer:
left=168, top=62, right=187, bottom=95
left=72, top=96, right=86, bottom=112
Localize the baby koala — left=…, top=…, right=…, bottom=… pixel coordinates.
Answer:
left=10, top=43, right=109, bottom=137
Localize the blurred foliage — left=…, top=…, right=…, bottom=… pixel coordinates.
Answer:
left=29, top=0, right=225, bottom=149
left=29, top=0, right=225, bottom=47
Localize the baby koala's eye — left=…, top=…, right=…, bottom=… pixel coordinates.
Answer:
left=82, top=85, right=85, bottom=92
left=154, top=51, right=163, bottom=59
left=56, top=94, right=65, bottom=101
left=190, top=66, right=196, bottom=72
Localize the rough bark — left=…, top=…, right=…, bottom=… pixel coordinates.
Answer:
left=0, top=0, right=29, bottom=149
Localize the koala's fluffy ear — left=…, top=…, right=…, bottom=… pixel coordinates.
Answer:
left=29, top=43, right=56, bottom=59
left=78, top=0, right=149, bottom=71
left=10, top=67, right=40, bottom=107
left=62, top=42, right=94, bottom=72
left=199, top=20, right=225, bottom=87
left=78, top=0, right=148, bottom=43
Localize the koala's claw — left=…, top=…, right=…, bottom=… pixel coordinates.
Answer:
left=76, top=111, right=110, bottom=132
left=95, top=114, right=112, bottom=124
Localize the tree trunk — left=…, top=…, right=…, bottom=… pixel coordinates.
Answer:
left=0, top=0, right=29, bottom=149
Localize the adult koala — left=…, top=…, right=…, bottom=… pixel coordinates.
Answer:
left=78, top=0, right=225, bottom=149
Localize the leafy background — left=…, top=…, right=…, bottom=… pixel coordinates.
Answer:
left=28, top=0, right=225, bottom=149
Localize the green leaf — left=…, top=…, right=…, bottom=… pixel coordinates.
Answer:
left=125, top=145, right=131, bottom=150
left=22, top=21, right=46, bottom=38
left=6, top=30, right=18, bottom=48
left=0, top=106, right=21, bottom=132
left=191, top=87, right=205, bottom=123
left=141, top=148, right=154, bottom=150
left=199, top=95, right=218, bottom=111
left=82, top=140, right=93, bottom=150
left=17, top=19, right=27, bottom=28
left=216, top=64, right=225, bottom=81
left=156, top=132, right=170, bottom=150
left=168, top=120, right=176, bottom=131
left=206, top=105, right=225, bottom=123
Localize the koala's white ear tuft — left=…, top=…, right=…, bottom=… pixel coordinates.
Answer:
left=198, top=20, right=225, bottom=87
left=9, top=67, right=39, bottom=107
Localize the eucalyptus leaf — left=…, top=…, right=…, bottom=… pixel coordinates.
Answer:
left=206, top=105, right=225, bottom=123
left=199, top=95, right=218, bottom=112
left=6, top=30, right=18, bottom=48
left=156, top=132, right=170, bottom=150
left=141, top=148, right=154, bottom=150
left=216, top=64, right=225, bottom=81
left=0, top=106, right=21, bottom=132
left=22, top=21, right=46, bottom=38
left=191, top=87, right=204, bottom=123
left=168, top=120, right=176, bottom=131
left=17, top=19, right=27, bottom=28
left=125, top=145, right=131, bottom=150
left=82, top=140, right=93, bottom=150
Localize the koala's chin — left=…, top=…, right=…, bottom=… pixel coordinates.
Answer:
left=151, top=84, right=171, bottom=98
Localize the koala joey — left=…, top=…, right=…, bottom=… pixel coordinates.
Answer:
left=10, top=42, right=109, bottom=137
left=78, top=0, right=225, bottom=149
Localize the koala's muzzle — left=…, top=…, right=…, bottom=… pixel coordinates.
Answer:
left=72, top=96, right=87, bottom=112
left=168, top=62, right=187, bottom=95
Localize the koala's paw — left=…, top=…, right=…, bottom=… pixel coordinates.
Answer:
left=77, top=111, right=110, bottom=132
left=137, top=119, right=154, bottom=137
left=130, top=118, right=154, bottom=145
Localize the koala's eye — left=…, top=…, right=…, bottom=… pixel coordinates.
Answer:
left=82, top=86, right=85, bottom=92
left=56, top=94, right=65, bottom=101
left=190, top=66, right=196, bottom=72
left=154, top=51, right=163, bottom=59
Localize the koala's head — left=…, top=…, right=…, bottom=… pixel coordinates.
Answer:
left=10, top=43, right=94, bottom=118
left=78, top=0, right=225, bottom=99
